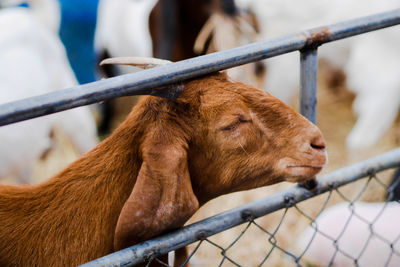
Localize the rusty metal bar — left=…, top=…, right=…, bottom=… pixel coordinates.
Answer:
left=0, top=8, right=400, bottom=126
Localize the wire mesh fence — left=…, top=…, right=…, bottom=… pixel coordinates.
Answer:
left=81, top=148, right=400, bottom=267
left=137, top=170, right=400, bottom=267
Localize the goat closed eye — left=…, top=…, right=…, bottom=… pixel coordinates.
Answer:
left=222, top=121, right=240, bottom=131
left=221, top=117, right=251, bottom=131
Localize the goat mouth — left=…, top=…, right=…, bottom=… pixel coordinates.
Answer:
left=286, top=165, right=325, bottom=169
left=284, top=164, right=325, bottom=181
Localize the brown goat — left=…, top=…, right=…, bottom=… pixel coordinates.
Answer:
left=0, top=58, right=327, bottom=266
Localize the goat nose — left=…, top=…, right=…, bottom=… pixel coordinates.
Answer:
left=310, top=135, right=326, bottom=151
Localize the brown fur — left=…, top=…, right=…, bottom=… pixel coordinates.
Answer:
left=0, top=72, right=326, bottom=266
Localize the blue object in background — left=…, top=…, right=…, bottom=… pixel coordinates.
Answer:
left=18, top=3, right=30, bottom=8
left=59, top=0, right=99, bottom=84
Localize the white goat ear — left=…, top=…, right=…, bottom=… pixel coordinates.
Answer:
left=100, top=57, right=184, bottom=101
left=113, top=126, right=199, bottom=251
left=100, top=56, right=171, bottom=69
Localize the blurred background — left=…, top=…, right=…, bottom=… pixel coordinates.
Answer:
left=0, top=0, right=399, bottom=265
left=58, top=0, right=98, bottom=84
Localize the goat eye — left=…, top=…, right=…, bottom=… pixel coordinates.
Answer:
left=222, top=121, right=240, bottom=131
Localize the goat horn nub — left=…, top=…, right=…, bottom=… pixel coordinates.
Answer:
left=100, top=57, right=172, bottom=69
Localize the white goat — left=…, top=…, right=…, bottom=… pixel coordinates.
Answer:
left=236, top=0, right=400, bottom=150
left=0, top=6, right=98, bottom=183
left=0, top=0, right=60, bottom=33
left=296, top=201, right=400, bottom=267
left=344, top=28, right=400, bottom=149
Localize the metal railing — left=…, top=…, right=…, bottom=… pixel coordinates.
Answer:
left=0, top=9, right=399, bottom=126
left=1, top=7, right=400, bottom=267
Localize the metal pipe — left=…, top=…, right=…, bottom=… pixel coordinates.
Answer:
left=0, top=9, right=400, bottom=126
left=300, top=49, right=318, bottom=124
left=298, top=48, right=318, bottom=190
left=80, top=147, right=400, bottom=267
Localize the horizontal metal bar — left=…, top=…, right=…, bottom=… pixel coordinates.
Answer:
left=1, top=9, right=400, bottom=126
left=80, top=147, right=400, bottom=267
left=300, top=49, right=318, bottom=124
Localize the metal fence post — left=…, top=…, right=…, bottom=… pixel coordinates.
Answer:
left=300, top=48, right=318, bottom=124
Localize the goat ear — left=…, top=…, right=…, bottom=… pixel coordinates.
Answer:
left=114, top=127, right=199, bottom=251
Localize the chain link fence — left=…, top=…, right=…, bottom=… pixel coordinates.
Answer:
left=138, top=169, right=400, bottom=267
left=81, top=148, right=400, bottom=267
